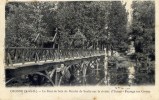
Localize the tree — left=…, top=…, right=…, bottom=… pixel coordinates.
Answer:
left=55, top=1, right=111, bottom=49
left=6, top=2, right=57, bottom=47
left=107, top=1, right=128, bottom=53
left=131, top=1, right=155, bottom=61
left=6, top=1, right=128, bottom=51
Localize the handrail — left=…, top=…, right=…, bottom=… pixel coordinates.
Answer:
left=5, top=47, right=105, bottom=66
left=5, top=47, right=103, bottom=50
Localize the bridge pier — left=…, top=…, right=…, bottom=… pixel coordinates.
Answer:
left=104, top=48, right=109, bottom=85
left=95, top=58, right=101, bottom=81
left=81, top=63, right=87, bottom=85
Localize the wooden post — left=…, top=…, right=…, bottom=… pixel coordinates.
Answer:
left=22, top=49, right=25, bottom=64
left=49, top=69, right=56, bottom=78
left=128, top=63, right=135, bottom=86
left=55, top=69, right=58, bottom=86
left=14, top=49, right=18, bottom=63
left=81, top=63, right=87, bottom=85
left=55, top=65, right=62, bottom=86
left=52, top=28, right=58, bottom=42
left=104, top=48, right=109, bottom=85
left=7, top=53, right=13, bottom=67
left=44, top=70, right=55, bottom=86
left=96, top=60, right=99, bottom=80
left=35, top=53, right=39, bottom=63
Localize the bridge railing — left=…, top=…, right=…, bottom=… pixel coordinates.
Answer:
left=5, top=47, right=105, bottom=66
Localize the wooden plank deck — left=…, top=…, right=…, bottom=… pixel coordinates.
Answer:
left=5, top=53, right=105, bottom=78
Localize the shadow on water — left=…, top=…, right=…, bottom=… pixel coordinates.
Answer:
left=67, top=57, right=155, bottom=86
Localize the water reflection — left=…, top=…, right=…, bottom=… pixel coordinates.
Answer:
left=62, top=56, right=154, bottom=86
left=6, top=56, right=155, bottom=86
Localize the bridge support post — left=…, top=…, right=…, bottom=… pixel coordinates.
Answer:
left=35, top=70, right=55, bottom=86
left=55, top=65, right=63, bottom=86
left=95, top=59, right=101, bottom=81
left=81, top=62, right=87, bottom=85
left=104, top=48, right=109, bottom=85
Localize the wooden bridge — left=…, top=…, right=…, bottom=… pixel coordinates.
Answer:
left=5, top=47, right=107, bottom=86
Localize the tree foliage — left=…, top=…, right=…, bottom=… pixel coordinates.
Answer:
left=6, top=2, right=56, bottom=47
left=56, top=1, right=128, bottom=50
left=131, top=1, right=155, bottom=61
left=6, top=1, right=128, bottom=51
left=107, top=1, right=128, bottom=52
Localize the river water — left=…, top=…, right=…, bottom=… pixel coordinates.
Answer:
left=58, top=56, right=132, bottom=86
left=6, top=53, right=155, bottom=86
left=60, top=54, right=155, bottom=86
